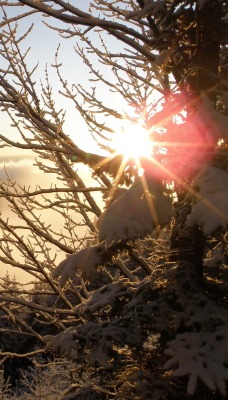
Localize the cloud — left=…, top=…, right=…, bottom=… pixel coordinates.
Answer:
left=0, top=155, right=103, bottom=283
left=0, top=158, right=47, bottom=187
left=0, top=158, right=60, bottom=282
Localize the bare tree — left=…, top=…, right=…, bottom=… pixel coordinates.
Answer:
left=0, top=1, right=228, bottom=399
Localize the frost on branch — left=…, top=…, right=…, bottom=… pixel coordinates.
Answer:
left=186, top=165, right=228, bottom=234
left=52, top=246, right=102, bottom=286
left=97, top=178, right=173, bottom=247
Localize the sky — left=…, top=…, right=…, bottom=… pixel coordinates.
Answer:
left=0, top=1, right=116, bottom=282
left=0, top=158, right=57, bottom=283
left=0, top=1, right=130, bottom=155
left=1, top=2, right=98, bottom=153
left=0, top=1, right=160, bottom=283
left=0, top=2, right=227, bottom=285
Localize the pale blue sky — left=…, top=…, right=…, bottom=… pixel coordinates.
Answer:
left=0, top=1, right=141, bottom=282
left=0, top=1, right=130, bottom=157
left=0, top=2, right=103, bottom=281
left=1, top=2, right=96, bottom=153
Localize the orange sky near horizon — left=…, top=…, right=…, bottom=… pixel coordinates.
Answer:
left=0, top=1, right=161, bottom=284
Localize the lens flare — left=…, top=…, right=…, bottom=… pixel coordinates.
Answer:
left=100, top=95, right=225, bottom=233
left=111, top=120, right=153, bottom=160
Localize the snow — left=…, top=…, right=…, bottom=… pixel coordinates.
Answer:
left=198, top=93, right=228, bottom=143
left=164, top=263, right=228, bottom=396
left=164, top=326, right=228, bottom=396
left=167, top=93, right=228, bottom=178
left=44, top=329, right=79, bottom=359
left=44, top=319, right=139, bottom=368
left=97, top=177, right=173, bottom=247
left=154, top=49, right=171, bottom=67
left=74, top=279, right=133, bottom=315
left=48, top=257, right=228, bottom=397
left=52, top=246, right=101, bottom=286
left=126, top=0, right=165, bottom=20
left=186, top=165, right=228, bottom=234
left=204, top=241, right=225, bottom=267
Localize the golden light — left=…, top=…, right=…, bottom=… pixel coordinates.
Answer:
left=111, top=120, right=154, bottom=161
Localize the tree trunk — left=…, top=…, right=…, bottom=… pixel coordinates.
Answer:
left=170, top=1, right=222, bottom=278
left=189, top=1, right=222, bottom=100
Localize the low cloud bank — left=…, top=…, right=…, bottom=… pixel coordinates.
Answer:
left=0, top=158, right=46, bottom=187
left=0, top=158, right=59, bottom=282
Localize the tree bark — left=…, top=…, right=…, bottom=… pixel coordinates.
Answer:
left=189, top=1, right=222, bottom=100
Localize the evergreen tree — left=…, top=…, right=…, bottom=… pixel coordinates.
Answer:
left=0, top=1, right=227, bottom=398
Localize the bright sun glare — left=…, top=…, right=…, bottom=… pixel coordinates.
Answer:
left=112, top=120, right=153, bottom=161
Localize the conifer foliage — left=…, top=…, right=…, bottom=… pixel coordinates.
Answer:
left=0, top=1, right=227, bottom=399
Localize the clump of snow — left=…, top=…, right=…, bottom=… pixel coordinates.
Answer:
left=204, top=241, right=225, bottom=267
left=45, top=329, right=79, bottom=359
left=198, top=93, right=228, bottom=143
left=164, top=326, right=228, bottom=396
left=74, top=279, right=133, bottom=315
left=186, top=165, right=228, bottom=234
left=154, top=49, right=171, bottom=67
left=44, top=319, right=139, bottom=369
left=52, top=246, right=101, bottom=286
left=97, top=178, right=173, bottom=247
left=166, top=93, right=228, bottom=178
left=126, top=0, right=165, bottom=21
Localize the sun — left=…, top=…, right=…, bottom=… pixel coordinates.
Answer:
left=111, top=120, right=154, bottom=161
